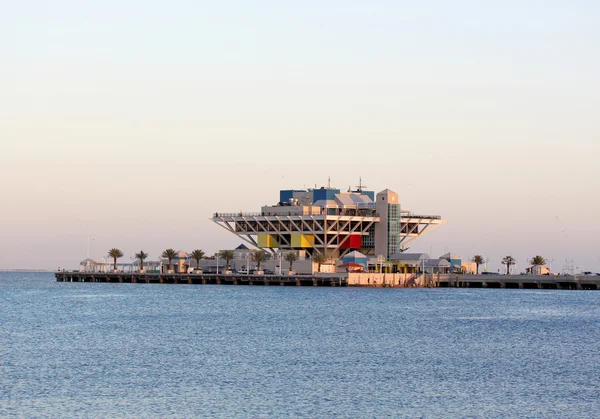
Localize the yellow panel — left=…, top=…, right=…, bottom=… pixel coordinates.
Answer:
left=291, top=234, right=314, bottom=248
left=258, top=234, right=279, bottom=248
left=258, top=234, right=269, bottom=248
left=269, top=235, right=279, bottom=248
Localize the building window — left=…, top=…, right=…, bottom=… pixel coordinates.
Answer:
left=386, top=203, right=401, bottom=258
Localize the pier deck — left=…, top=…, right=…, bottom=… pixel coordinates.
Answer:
left=55, top=272, right=347, bottom=287
left=55, top=272, right=600, bottom=289
left=438, top=274, right=600, bottom=290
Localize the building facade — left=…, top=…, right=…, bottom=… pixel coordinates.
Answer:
left=212, top=182, right=444, bottom=259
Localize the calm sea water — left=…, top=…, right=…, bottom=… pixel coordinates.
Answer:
left=0, top=272, right=599, bottom=418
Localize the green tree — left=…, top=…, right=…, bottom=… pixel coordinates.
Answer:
left=220, top=250, right=235, bottom=272
left=472, top=255, right=484, bottom=275
left=190, top=249, right=205, bottom=269
left=285, top=252, right=299, bottom=274
left=502, top=256, right=516, bottom=275
left=134, top=250, right=148, bottom=272
left=312, top=253, right=326, bottom=273
left=161, top=248, right=177, bottom=272
left=108, top=248, right=124, bottom=272
left=530, top=255, right=546, bottom=267
left=251, top=250, right=266, bottom=272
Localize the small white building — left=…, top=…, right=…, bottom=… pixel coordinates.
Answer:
left=161, top=250, right=190, bottom=274
left=527, top=265, right=550, bottom=275
left=79, top=258, right=103, bottom=273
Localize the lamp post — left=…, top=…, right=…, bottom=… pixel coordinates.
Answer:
left=377, top=254, right=385, bottom=274
left=277, top=251, right=283, bottom=275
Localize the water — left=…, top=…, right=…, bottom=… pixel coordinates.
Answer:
left=1, top=272, right=599, bottom=418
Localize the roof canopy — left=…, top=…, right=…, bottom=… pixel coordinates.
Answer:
left=343, top=250, right=368, bottom=259
left=439, top=252, right=461, bottom=260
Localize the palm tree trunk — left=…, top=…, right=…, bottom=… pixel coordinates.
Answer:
left=289, top=262, right=293, bottom=273
left=141, top=260, right=144, bottom=271
left=113, top=257, right=117, bottom=271
left=476, top=264, right=479, bottom=275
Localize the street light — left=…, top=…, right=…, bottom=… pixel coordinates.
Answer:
left=377, top=254, right=385, bottom=274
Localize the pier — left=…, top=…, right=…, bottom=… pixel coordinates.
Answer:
left=55, top=272, right=600, bottom=289
left=55, top=272, right=347, bottom=287
left=438, top=274, right=600, bottom=290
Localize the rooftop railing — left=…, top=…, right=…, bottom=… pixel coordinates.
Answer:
left=213, top=210, right=438, bottom=219
left=402, top=213, right=442, bottom=220
left=214, top=212, right=264, bottom=217
left=213, top=210, right=381, bottom=218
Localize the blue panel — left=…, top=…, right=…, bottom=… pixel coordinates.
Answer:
left=313, top=188, right=326, bottom=202
left=342, top=256, right=368, bottom=269
left=449, top=259, right=461, bottom=267
left=314, top=188, right=340, bottom=202
left=280, top=190, right=295, bottom=203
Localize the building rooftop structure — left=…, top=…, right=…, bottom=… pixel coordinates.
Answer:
left=212, top=180, right=445, bottom=259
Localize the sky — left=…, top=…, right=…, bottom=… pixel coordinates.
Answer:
left=1, top=1, right=599, bottom=272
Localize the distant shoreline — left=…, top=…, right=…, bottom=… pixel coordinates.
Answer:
left=0, top=269, right=51, bottom=272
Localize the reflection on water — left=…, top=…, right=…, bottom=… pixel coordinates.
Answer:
left=0, top=272, right=599, bottom=418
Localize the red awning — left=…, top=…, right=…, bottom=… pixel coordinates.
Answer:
left=337, top=262, right=365, bottom=271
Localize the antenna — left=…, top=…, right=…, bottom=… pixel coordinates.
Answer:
left=355, top=177, right=367, bottom=192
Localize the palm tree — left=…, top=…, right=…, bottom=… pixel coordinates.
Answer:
left=502, top=256, right=516, bottom=275
left=220, top=250, right=234, bottom=272
left=161, top=248, right=176, bottom=272
left=285, top=252, right=299, bottom=274
left=251, top=250, right=266, bottom=272
left=190, top=249, right=205, bottom=269
left=530, top=255, right=546, bottom=267
left=312, top=253, right=326, bottom=273
left=529, top=255, right=546, bottom=274
left=108, top=248, right=124, bottom=272
left=472, top=255, right=484, bottom=275
left=134, top=250, right=148, bottom=272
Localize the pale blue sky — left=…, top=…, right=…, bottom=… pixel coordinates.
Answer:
left=1, top=1, right=599, bottom=271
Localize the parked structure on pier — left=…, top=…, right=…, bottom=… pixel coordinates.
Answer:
left=211, top=180, right=445, bottom=259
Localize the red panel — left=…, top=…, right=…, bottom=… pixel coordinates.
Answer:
left=339, top=235, right=362, bottom=249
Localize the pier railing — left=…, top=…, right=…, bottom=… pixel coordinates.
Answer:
left=55, top=271, right=348, bottom=287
